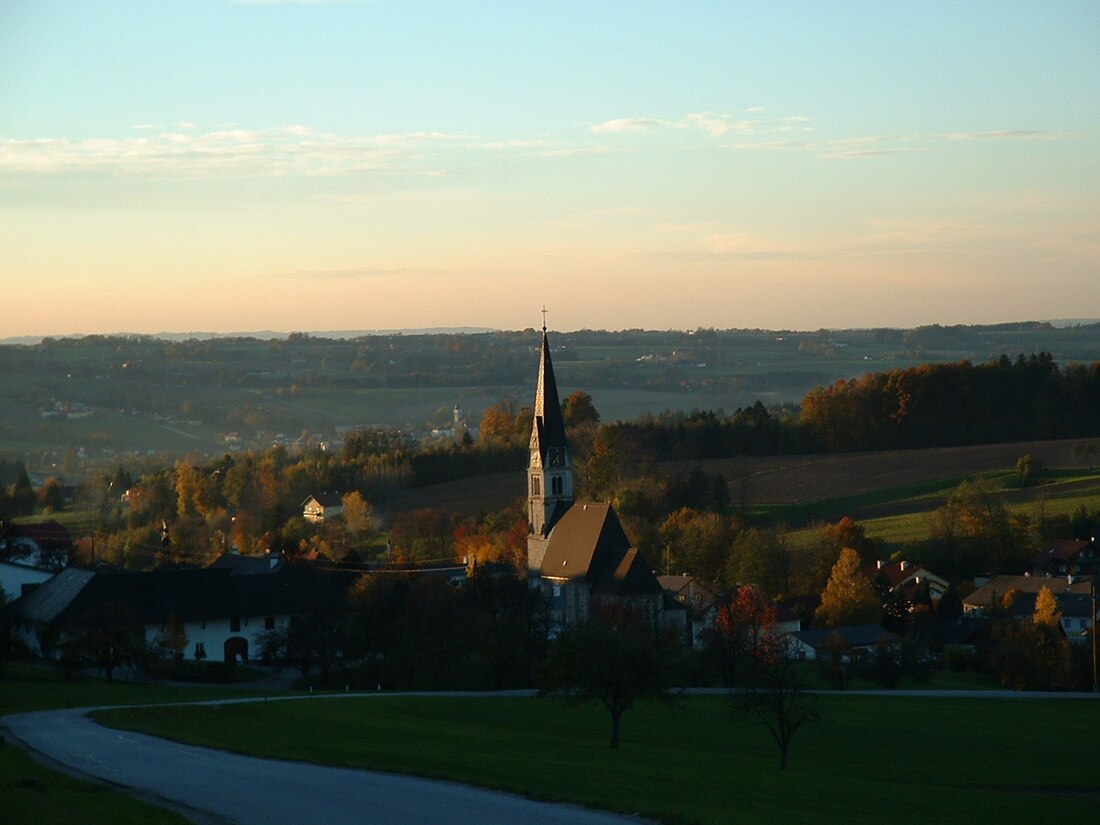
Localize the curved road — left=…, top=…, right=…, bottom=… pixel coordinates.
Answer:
left=3, top=701, right=654, bottom=825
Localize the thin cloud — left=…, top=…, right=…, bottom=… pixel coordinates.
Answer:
left=590, top=117, right=668, bottom=133
left=537, top=146, right=614, bottom=158
left=730, top=140, right=816, bottom=151
left=272, top=267, right=415, bottom=280
left=941, top=130, right=1084, bottom=141
left=0, top=127, right=473, bottom=177
left=592, top=110, right=804, bottom=138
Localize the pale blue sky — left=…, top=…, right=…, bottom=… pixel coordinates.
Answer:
left=1, top=1, right=1097, bottom=335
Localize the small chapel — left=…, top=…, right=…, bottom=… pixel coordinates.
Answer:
left=525, top=322, right=682, bottom=634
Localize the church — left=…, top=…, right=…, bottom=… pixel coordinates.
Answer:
left=525, top=324, right=683, bottom=635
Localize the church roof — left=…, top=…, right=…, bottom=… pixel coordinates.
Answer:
left=530, top=330, right=568, bottom=460
left=540, top=502, right=662, bottom=596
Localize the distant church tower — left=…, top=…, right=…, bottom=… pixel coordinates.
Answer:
left=527, top=320, right=574, bottom=576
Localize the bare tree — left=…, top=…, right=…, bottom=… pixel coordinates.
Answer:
left=731, top=638, right=820, bottom=770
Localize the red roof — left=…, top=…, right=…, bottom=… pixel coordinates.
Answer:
left=1030, top=538, right=1091, bottom=566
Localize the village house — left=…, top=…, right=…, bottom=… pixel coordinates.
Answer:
left=301, top=492, right=345, bottom=524
left=962, top=573, right=1096, bottom=642
left=4, top=556, right=347, bottom=665
left=789, top=624, right=903, bottom=661
left=1029, top=537, right=1098, bottom=577
left=864, top=558, right=949, bottom=608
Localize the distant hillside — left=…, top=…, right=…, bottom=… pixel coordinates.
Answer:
left=2, top=322, right=1099, bottom=476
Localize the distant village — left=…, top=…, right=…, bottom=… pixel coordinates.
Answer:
left=1, top=327, right=1098, bottom=694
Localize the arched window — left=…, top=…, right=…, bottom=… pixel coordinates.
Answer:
left=551, top=475, right=563, bottom=495
left=531, top=475, right=540, bottom=496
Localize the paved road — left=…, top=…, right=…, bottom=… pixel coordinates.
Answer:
left=3, top=703, right=654, bottom=825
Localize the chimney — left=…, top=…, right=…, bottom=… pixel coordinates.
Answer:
left=900, top=560, right=909, bottom=571
left=876, top=560, right=885, bottom=570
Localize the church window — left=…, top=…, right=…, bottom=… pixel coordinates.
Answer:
left=551, top=475, right=563, bottom=495
left=531, top=475, right=540, bottom=496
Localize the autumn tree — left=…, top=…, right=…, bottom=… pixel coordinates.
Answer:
left=814, top=547, right=882, bottom=628
left=562, top=390, right=600, bottom=427
left=709, top=584, right=781, bottom=687
left=1033, top=585, right=1060, bottom=627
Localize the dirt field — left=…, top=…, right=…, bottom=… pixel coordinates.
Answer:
left=376, top=437, right=1100, bottom=524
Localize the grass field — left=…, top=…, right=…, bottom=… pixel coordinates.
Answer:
left=95, top=692, right=1100, bottom=825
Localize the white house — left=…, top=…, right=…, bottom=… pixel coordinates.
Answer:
left=5, top=561, right=347, bottom=665
left=302, top=492, right=345, bottom=524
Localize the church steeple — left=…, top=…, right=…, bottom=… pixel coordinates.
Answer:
left=527, top=318, right=574, bottom=574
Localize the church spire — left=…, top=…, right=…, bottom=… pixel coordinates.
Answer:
left=527, top=318, right=574, bottom=560
left=531, top=326, right=567, bottom=460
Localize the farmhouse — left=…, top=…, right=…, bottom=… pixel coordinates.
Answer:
left=525, top=326, right=682, bottom=637
left=5, top=560, right=348, bottom=665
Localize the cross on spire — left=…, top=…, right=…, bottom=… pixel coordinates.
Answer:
left=541, top=306, right=548, bottom=332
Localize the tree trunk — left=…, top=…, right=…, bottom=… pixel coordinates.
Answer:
left=609, top=709, right=622, bottom=749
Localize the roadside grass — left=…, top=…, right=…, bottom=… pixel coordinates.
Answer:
left=0, top=661, right=282, bottom=715
left=96, top=693, right=1100, bottom=825
left=0, top=663, right=285, bottom=825
left=0, top=737, right=193, bottom=825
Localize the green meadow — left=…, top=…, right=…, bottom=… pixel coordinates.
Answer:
left=95, top=692, right=1100, bottom=825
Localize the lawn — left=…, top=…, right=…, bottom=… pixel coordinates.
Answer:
left=95, top=692, right=1100, bottom=825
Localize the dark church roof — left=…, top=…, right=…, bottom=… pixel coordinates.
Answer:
left=540, top=503, right=662, bottom=596
left=530, top=330, right=568, bottom=463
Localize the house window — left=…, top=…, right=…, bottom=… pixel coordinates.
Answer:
left=194, top=642, right=206, bottom=659
left=230, top=616, right=241, bottom=632
left=265, top=617, right=275, bottom=630
left=531, top=475, right=540, bottom=496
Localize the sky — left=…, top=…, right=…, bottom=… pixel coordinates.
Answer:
left=1, top=1, right=1098, bottom=336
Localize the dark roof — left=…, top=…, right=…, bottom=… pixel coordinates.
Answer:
left=3, top=520, right=73, bottom=549
left=540, top=502, right=661, bottom=596
left=794, top=624, right=901, bottom=650
left=1004, top=591, right=1095, bottom=620
left=964, top=574, right=1092, bottom=608
left=208, top=552, right=284, bottom=575
left=7, top=565, right=350, bottom=628
left=908, top=616, right=989, bottom=647
left=1030, top=538, right=1092, bottom=566
left=4, top=567, right=95, bottom=625
left=304, top=492, right=344, bottom=508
